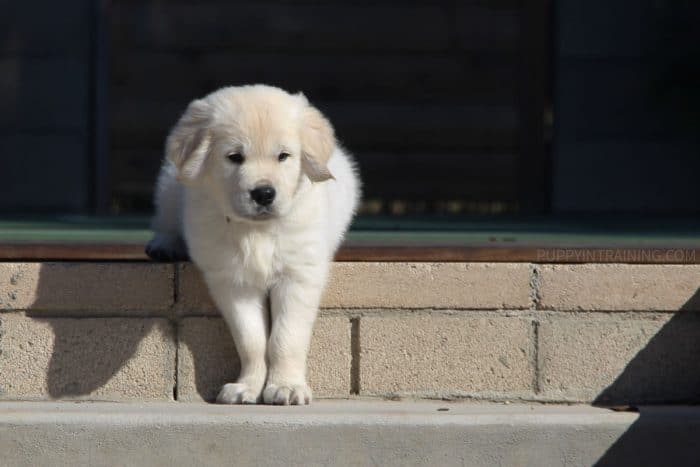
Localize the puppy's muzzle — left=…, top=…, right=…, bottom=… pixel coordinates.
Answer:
left=250, top=185, right=276, bottom=206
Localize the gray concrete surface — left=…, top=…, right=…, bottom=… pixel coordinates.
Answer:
left=1, top=400, right=699, bottom=466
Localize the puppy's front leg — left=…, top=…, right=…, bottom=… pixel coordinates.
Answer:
left=263, top=278, right=323, bottom=405
left=206, top=277, right=268, bottom=404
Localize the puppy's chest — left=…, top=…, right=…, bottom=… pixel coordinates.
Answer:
left=231, top=232, right=283, bottom=285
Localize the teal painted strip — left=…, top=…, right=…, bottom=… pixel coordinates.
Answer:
left=0, top=218, right=699, bottom=247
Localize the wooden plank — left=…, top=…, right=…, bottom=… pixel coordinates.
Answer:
left=109, top=100, right=520, bottom=150
left=110, top=51, right=520, bottom=105
left=557, top=0, right=645, bottom=58
left=0, top=242, right=697, bottom=264
left=0, top=1, right=91, bottom=56
left=108, top=150, right=523, bottom=206
left=0, top=243, right=147, bottom=261
left=89, top=0, right=111, bottom=215
left=110, top=4, right=452, bottom=52
left=556, top=62, right=684, bottom=140
left=0, top=58, right=89, bottom=131
left=0, top=134, right=89, bottom=212
left=553, top=142, right=700, bottom=214
left=455, top=5, right=521, bottom=51
left=517, top=0, right=551, bottom=214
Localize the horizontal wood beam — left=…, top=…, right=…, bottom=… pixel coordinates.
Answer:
left=0, top=242, right=697, bottom=264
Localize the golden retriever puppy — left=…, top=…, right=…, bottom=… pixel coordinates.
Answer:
left=147, top=85, right=360, bottom=405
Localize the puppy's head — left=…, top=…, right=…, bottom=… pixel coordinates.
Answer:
left=166, top=85, right=336, bottom=221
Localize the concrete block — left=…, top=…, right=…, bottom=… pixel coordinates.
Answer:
left=177, top=316, right=351, bottom=401
left=324, top=262, right=532, bottom=309
left=176, top=263, right=216, bottom=313
left=179, top=262, right=532, bottom=312
left=0, top=315, right=175, bottom=400
left=538, top=264, right=700, bottom=311
left=359, top=315, right=534, bottom=397
left=0, top=263, right=173, bottom=313
left=539, top=313, right=700, bottom=403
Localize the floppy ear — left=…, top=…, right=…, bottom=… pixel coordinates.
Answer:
left=299, top=102, right=336, bottom=182
left=166, top=99, right=211, bottom=183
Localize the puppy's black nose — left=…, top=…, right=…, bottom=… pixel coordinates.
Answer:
left=250, top=185, right=276, bottom=206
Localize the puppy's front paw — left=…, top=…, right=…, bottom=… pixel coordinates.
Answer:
left=216, top=383, right=260, bottom=404
left=262, top=383, right=312, bottom=405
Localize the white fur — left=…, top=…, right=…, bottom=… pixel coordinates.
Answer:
left=148, top=85, right=360, bottom=405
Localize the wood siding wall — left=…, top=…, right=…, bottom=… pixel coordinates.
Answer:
left=108, top=0, right=545, bottom=215
left=553, top=1, right=700, bottom=214
left=1, top=1, right=93, bottom=213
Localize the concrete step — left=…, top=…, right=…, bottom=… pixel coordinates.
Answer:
left=0, top=400, right=700, bottom=467
left=1, top=262, right=700, bottom=405
left=1, top=400, right=699, bottom=467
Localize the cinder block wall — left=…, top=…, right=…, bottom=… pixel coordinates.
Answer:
left=1, top=262, right=699, bottom=404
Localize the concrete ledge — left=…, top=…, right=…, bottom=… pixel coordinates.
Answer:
left=1, top=401, right=700, bottom=467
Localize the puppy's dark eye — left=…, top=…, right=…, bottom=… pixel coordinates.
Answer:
left=227, top=153, right=244, bottom=164
left=278, top=152, right=290, bottom=162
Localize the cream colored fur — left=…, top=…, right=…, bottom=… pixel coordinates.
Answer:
left=148, top=85, right=360, bottom=405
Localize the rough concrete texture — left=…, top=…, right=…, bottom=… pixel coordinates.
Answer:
left=4, top=401, right=700, bottom=467
left=176, top=262, right=216, bottom=313
left=177, top=262, right=533, bottom=313
left=0, top=315, right=175, bottom=400
left=324, top=262, right=532, bottom=309
left=177, top=316, right=351, bottom=401
left=539, top=314, right=700, bottom=403
left=360, top=315, right=534, bottom=397
left=0, top=262, right=174, bottom=312
left=538, top=264, right=700, bottom=311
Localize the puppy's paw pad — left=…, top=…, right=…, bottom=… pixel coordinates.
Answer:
left=216, top=383, right=259, bottom=404
left=262, top=383, right=312, bottom=405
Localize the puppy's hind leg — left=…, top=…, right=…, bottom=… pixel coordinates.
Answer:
left=207, top=278, right=269, bottom=404
left=146, top=163, right=189, bottom=261
left=145, top=233, right=189, bottom=262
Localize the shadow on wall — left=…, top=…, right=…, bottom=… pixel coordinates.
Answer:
left=25, top=315, right=155, bottom=399
left=19, top=263, right=240, bottom=401
left=177, top=317, right=240, bottom=402
left=594, top=288, right=700, bottom=467
left=594, top=291, right=700, bottom=406
left=26, top=265, right=156, bottom=399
